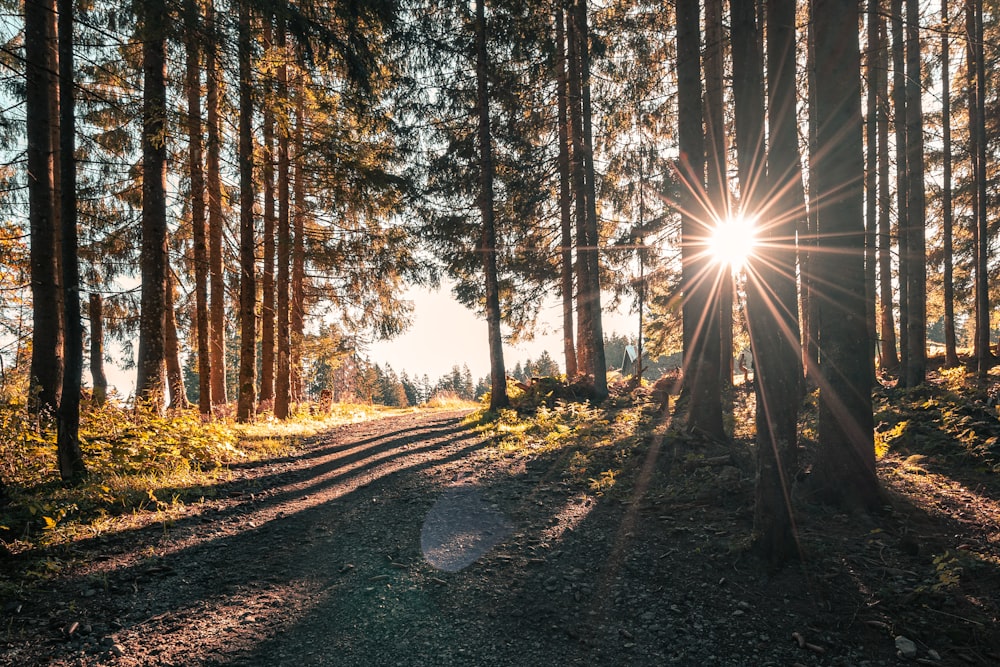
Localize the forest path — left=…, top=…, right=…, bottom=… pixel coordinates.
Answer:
left=3, top=408, right=998, bottom=666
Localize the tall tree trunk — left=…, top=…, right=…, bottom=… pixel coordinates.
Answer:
left=744, top=0, right=803, bottom=565
left=968, top=0, right=990, bottom=376
left=206, top=0, right=228, bottom=406
left=164, top=271, right=188, bottom=410
left=891, top=0, right=909, bottom=376
left=136, top=0, right=169, bottom=411
left=56, top=0, right=85, bottom=481
left=877, top=16, right=900, bottom=372
left=274, top=16, right=292, bottom=419
left=803, top=15, right=820, bottom=382
left=26, top=0, right=63, bottom=420
left=236, top=0, right=257, bottom=422
left=259, top=18, right=276, bottom=409
left=574, top=0, right=608, bottom=400
left=677, top=0, right=724, bottom=439
left=566, top=5, right=591, bottom=377
left=704, top=0, right=732, bottom=394
left=186, top=0, right=211, bottom=413
left=474, top=0, right=508, bottom=411
left=865, top=0, right=879, bottom=378
left=941, top=0, right=959, bottom=367
left=291, top=69, right=306, bottom=403
left=89, top=293, right=108, bottom=407
left=555, top=5, right=577, bottom=380
left=811, top=0, right=880, bottom=511
left=903, top=0, right=926, bottom=387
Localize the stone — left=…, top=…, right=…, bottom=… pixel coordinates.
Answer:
left=895, top=635, right=918, bottom=659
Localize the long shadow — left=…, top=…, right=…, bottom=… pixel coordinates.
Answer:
left=19, top=416, right=474, bottom=562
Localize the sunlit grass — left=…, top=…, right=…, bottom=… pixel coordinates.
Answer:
left=0, top=392, right=422, bottom=558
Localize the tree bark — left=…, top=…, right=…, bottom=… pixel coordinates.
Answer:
left=260, top=17, right=276, bottom=409
left=136, top=0, right=169, bottom=411
left=236, top=0, right=257, bottom=422
left=566, top=5, right=591, bottom=378
left=554, top=5, right=577, bottom=380
left=186, top=0, right=211, bottom=413
left=865, top=0, right=879, bottom=379
left=26, top=0, right=63, bottom=420
left=968, top=0, right=990, bottom=377
left=704, top=0, right=732, bottom=394
left=941, top=0, right=959, bottom=368
left=206, top=0, right=228, bottom=406
left=474, top=0, right=508, bottom=411
left=891, top=0, right=909, bottom=376
left=56, top=0, right=86, bottom=481
left=275, top=15, right=292, bottom=419
left=164, top=272, right=188, bottom=409
left=573, top=0, right=608, bottom=400
left=291, top=68, right=306, bottom=403
left=89, top=293, right=108, bottom=407
left=676, top=0, right=724, bottom=440
left=903, top=0, right=926, bottom=387
left=876, top=16, right=900, bottom=372
left=811, top=0, right=880, bottom=510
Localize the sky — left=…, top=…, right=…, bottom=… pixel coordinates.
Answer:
left=366, top=283, right=640, bottom=383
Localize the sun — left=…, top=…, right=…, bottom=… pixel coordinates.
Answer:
left=708, top=215, right=758, bottom=272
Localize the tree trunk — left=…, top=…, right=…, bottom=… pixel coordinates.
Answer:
left=574, top=0, right=608, bottom=400
left=56, top=0, right=86, bottom=481
left=876, top=16, right=900, bottom=372
left=206, top=0, right=228, bottom=406
left=164, top=272, right=188, bottom=410
left=136, top=0, right=169, bottom=411
left=554, top=5, right=577, bottom=380
left=236, top=0, right=257, bottom=422
left=474, top=0, right=508, bottom=411
left=677, top=0, right=724, bottom=440
left=275, top=16, right=292, bottom=420
left=566, top=5, right=591, bottom=378
left=26, top=0, right=63, bottom=420
left=186, top=0, right=211, bottom=414
left=291, top=68, right=306, bottom=403
left=89, top=293, right=108, bottom=407
left=903, top=0, right=926, bottom=387
left=743, top=0, right=804, bottom=565
left=941, top=0, right=959, bottom=368
left=803, top=15, right=820, bottom=382
left=968, top=0, right=990, bottom=377
left=891, top=0, right=909, bottom=376
left=811, top=0, right=880, bottom=510
left=865, top=0, right=879, bottom=379
left=704, top=0, right=732, bottom=395
left=259, top=18, right=276, bottom=409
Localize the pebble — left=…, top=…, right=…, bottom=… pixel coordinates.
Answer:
left=895, top=635, right=918, bottom=659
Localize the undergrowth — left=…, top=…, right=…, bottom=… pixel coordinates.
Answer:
left=471, top=378, right=665, bottom=496
left=0, top=387, right=401, bottom=559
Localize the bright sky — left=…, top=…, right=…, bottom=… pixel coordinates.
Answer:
left=367, top=283, right=639, bottom=383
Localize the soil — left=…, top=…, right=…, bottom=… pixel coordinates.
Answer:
left=1, top=407, right=998, bottom=666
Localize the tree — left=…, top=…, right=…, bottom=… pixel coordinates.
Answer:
left=554, top=4, right=577, bottom=380
left=26, top=0, right=63, bottom=420
left=260, top=18, right=276, bottom=409
left=206, top=0, right=228, bottom=406
left=89, top=293, right=108, bottom=406
left=274, top=18, right=292, bottom=420
left=236, top=0, right=257, bottom=422
left=876, top=15, right=900, bottom=373
left=56, top=0, right=86, bottom=481
left=676, top=0, right=724, bottom=440
left=903, top=0, right=927, bottom=387
left=811, top=0, right=881, bottom=510
left=967, top=0, right=990, bottom=377
left=940, top=0, right=959, bottom=367
left=135, top=0, right=169, bottom=410
left=186, top=0, right=212, bottom=413
left=474, top=0, right=508, bottom=411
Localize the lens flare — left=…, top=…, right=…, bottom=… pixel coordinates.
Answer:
left=708, top=215, right=757, bottom=272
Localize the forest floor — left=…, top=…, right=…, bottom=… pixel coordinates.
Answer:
left=1, top=388, right=999, bottom=666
